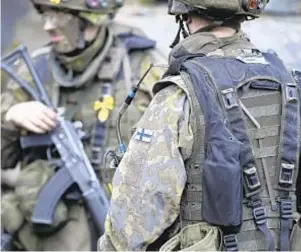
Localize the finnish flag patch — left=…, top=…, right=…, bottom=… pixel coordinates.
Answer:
left=135, top=128, right=153, bottom=143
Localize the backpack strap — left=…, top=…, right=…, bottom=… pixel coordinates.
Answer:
left=219, top=85, right=276, bottom=251
left=180, top=60, right=243, bottom=251
left=91, top=82, right=115, bottom=172
left=277, top=73, right=300, bottom=251
left=292, top=70, right=301, bottom=216
left=189, top=59, right=275, bottom=251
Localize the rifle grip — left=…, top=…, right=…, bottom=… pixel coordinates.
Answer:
left=31, top=167, right=74, bottom=225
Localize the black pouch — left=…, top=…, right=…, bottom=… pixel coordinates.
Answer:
left=202, top=138, right=243, bottom=228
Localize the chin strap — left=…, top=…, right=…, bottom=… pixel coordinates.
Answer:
left=170, top=15, right=189, bottom=49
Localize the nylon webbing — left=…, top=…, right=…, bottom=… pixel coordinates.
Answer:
left=239, top=101, right=278, bottom=210
left=91, top=82, right=114, bottom=173
left=181, top=60, right=275, bottom=250
left=180, top=60, right=241, bottom=251
left=277, top=80, right=300, bottom=251
left=217, top=86, right=275, bottom=251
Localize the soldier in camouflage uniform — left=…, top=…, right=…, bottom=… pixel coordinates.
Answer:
left=1, top=0, right=165, bottom=250
left=98, top=0, right=301, bottom=251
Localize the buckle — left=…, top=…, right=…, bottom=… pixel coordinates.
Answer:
left=280, top=200, right=293, bottom=219
left=223, top=234, right=238, bottom=251
left=292, top=70, right=301, bottom=84
left=279, top=163, right=294, bottom=187
left=91, top=147, right=102, bottom=165
left=244, top=166, right=261, bottom=191
left=221, top=88, right=238, bottom=110
left=285, top=83, right=297, bottom=103
left=253, top=206, right=267, bottom=225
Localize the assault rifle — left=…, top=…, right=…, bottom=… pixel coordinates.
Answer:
left=1, top=45, right=109, bottom=235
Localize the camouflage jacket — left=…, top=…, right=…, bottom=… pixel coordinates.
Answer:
left=97, top=31, right=268, bottom=251
left=1, top=21, right=166, bottom=173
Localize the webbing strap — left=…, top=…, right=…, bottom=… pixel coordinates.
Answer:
left=223, top=234, right=238, bottom=251
left=219, top=87, right=275, bottom=251
left=91, top=82, right=114, bottom=171
left=91, top=121, right=106, bottom=167
left=185, top=60, right=275, bottom=250
left=280, top=199, right=293, bottom=251
left=278, top=80, right=300, bottom=251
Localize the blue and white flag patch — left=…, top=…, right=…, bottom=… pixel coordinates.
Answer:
left=135, top=128, right=153, bottom=143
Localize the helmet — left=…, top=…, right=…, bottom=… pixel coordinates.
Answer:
left=168, top=0, right=270, bottom=20
left=31, top=0, right=123, bottom=24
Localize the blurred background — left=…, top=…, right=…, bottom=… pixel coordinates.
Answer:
left=1, top=0, right=301, bottom=68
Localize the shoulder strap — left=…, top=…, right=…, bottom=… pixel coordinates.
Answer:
left=190, top=59, right=276, bottom=251
left=181, top=60, right=243, bottom=229
left=292, top=70, right=301, bottom=215
left=277, top=72, right=300, bottom=251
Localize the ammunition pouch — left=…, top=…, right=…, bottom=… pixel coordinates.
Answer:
left=159, top=222, right=221, bottom=251
left=15, top=160, right=69, bottom=235
left=1, top=193, right=24, bottom=233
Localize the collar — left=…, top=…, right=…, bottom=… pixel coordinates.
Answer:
left=50, top=24, right=114, bottom=88
left=169, top=30, right=256, bottom=64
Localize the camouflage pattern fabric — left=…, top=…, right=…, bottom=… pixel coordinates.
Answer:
left=98, top=84, right=191, bottom=251
left=1, top=21, right=166, bottom=251
left=97, top=31, right=261, bottom=251
left=31, top=0, right=124, bottom=15
left=169, top=0, right=269, bottom=19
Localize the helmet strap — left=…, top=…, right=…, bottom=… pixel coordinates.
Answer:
left=170, top=15, right=189, bottom=49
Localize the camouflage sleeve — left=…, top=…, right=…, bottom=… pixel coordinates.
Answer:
left=1, top=64, right=31, bottom=169
left=98, top=84, right=193, bottom=251
left=129, top=48, right=167, bottom=113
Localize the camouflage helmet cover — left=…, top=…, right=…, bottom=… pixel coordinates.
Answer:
left=168, top=0, right=269, bottom=20
left=31, top=0, right=123, bottom=15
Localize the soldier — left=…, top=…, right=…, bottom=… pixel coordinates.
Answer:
left=98, top=0, right=301, bottom=251
left=1, top=0, right=165, bottom=250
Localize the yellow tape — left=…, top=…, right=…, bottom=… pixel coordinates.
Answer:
left=50, top=0, right=61, bottom=4
left=93, top=96, right=115, bottom=122
left=108, top=183, right=113, bottom=193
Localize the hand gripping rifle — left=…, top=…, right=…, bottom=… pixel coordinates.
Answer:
left=1, top=45, right=109, bottom=235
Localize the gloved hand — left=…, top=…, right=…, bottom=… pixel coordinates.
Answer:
left=5, top=101, right=57, bottom=133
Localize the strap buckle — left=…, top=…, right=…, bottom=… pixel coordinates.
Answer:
left=285, top=82, right=298, bottom=103
left=221, top=88, right=238, bottom=110
left=223, top=234, right=238, bottom=251
left=280, top=200, right=293, bottom=219
left=292, top=70, right=301, bottom=84
left=279, top=163, right=294, bottom=187
left=91, top=147, right=103, bottom=165
left=253, top=205, right=267, bottom=225
left=244, top=166, right=261, bottom=191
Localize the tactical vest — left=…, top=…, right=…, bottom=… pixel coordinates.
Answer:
left=161, top=51, right=300, bottom=251
left=25, top=29, right=156, bottom=182
left=9, top=28, right=156, bottom=238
